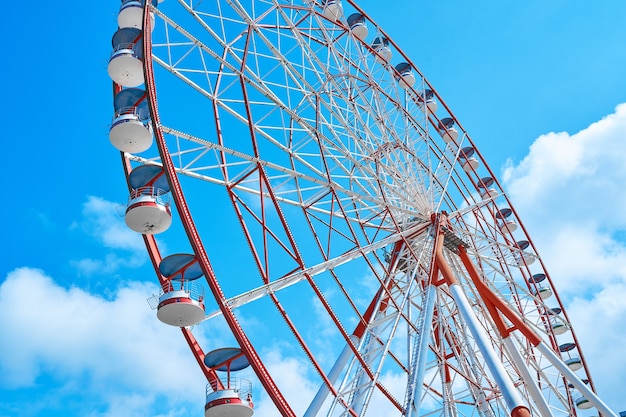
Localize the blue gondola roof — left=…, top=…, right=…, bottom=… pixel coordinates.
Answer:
left=204, top=348, right=251, bottom=372
left=114, top=88, right=150, bottom=119
left=159, top=253, right=204, bottom=281
left=112, top=27, right=142, bottom=47
left=128, top=164, right=170, bottom=191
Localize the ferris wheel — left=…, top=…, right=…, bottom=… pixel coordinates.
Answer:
left=106, top=1, right=619, bottom=416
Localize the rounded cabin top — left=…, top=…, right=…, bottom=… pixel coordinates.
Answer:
left=159, top=253, right=204, bottom=281
left=546, top=307, right=562, bottom=315
left=114, top=88, right=150, bottom=118
left=477, top=176, right=494, bottom=188
left=129, top=164, right=170, bottom=191
left=114, top=87, right=146, bottom=109
left=559, top=342, right=577, bottom=352
left=371, top=36, right=389, bottom=48
left=108, top=28, right=145, bottom=86
left=459, top=146, right=475, bottom=159
left=495, top=208, right=513, bottom=219
left=204, top=348, right=251, bottom=372
left=395, top=62, right=412, bottom=74
left=394, top=62, right=415, bottom=88
left=529, top=273, right=546, bottom=283
left=371, top=37, right=391, bottom=62
left=346, top=13, right=367, bottom=40
left=112, top=27, right=142, bottom=48
left=347, top=12, right=366, bottom=27
left=438, top=117, right=455, bottom=130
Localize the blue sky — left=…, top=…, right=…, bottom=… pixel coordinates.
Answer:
left=2, top=1, right=626, bottom=416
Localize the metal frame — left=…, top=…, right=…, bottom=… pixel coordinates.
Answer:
left=107, top=1, right=616, bottom=416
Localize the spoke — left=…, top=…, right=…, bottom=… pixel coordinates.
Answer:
left=202, top=220, right=431, bottom=320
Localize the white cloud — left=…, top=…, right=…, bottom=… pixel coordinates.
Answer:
left=365, top=371, right=407, bottom=415
left=249, top=348, right=318, bottom=417
left=70, top=196, right=148, bottom=276
left=566, top=283, right=626, bottom=411
left=77, top=196, right=146, bottom=252
left=503, top=103, right=626, bottom=231
left=502, top=103, right=626, bottom=296
left=525, top=223, right=626, bottom=295
left=502, top=102, right=626, bottom=413
left=0, top=267, right=206, bottom=415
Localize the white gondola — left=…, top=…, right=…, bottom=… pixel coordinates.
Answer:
left=545, top=307, right=569, bottom=335
left=518, top=272, right=553, bottom=300
left=552, top=321, right=568, bottom=335
left=459, top=147, right=479, bottom=173
left=205, top=388, right=254, bottom=417
left=520, top=252, right=536, bottom=265
left=438, top=117, right=459, bottom=146
left=418, top=88, right=438, bottom=113
left=499, top=219, right=518, bottom=233
left=118, top=0, right=155, bottom=30
left=155, top=254, right=206, bottom=327
left=566, top=357, right=584, bottom=371
left=321, top=0, right=343, bottom=21
left=531, top=285, right=552, bottom=299
left=125, top=164, right=172, bottom=234
left=125, top=188, right=172, bottom=234
left=395, top=62, right=416, bottom=89
left=462, top=157, right=479, bottom=172
left=372, top=37, right=392, bottom=63
left=515, top=240, right=536, bottom=266
left=477, top=176, right=498, bottom=201
left=108, top=27, right=144, bottom=87
left=204, top=348, right=254, bottom=417
left=108, top=46, right=143, bottom=87
left=496, top=208, right=518, bottom=234
left=551, top=317, right=569, bottom=335
left=110, top=88, right=153, bottom=153
left=480, top=187, right=498, bottom=200
left=347, top=13, right=368, bottom=40
left=575, top=395, right=593, bottom=410
left=570, top=379, right=593, bottom=410
left=560, top=343, right=584, bottom=372
left=157, top=289, right=205, bottom=326
left=110, top=109, right=153, bottom=153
